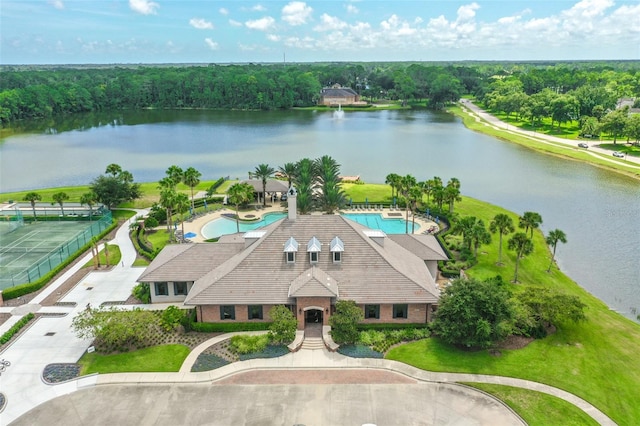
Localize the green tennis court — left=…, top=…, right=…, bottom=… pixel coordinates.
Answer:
left=0, top=214, right=112, bottom=290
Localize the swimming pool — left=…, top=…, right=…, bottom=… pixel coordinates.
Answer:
left=201, top=212, right=287, bottom=239
left=201, top=212, right=418, bottom=239
left=342, top=213, right=420, bottom=234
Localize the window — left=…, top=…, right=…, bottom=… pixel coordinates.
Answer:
left=333, top=251, right=341, bottom=263
left=173, top=282, right=188, bottom=295
left=364, top=304, right=380, bottom=319
left=330, top=236, right=344, bottom=263
left=287, top=252, right=295, bottom=263
left=310, top=251, right=319, bottom=263
left=393, top=304, right=408, bottom=319
left=220, top=305, right=235, bottom=320
left=154, top=282, right=168, bottom=296
left=248, top=305, right=263, bottom=320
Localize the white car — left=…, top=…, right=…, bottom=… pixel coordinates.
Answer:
left=578, top=143, right=589, bottom=148
left=612, top=151, right=625, bottom=158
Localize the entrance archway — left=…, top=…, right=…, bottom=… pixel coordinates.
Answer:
left=303, top=307, right=324, bottom=338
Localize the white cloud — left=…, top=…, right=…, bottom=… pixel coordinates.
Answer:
left=252, top=5, right=267, bottom=12
left=282, top=1, right=313, bottom=26
left=48, top=0, right=64, bottom=10
left=229, top=19, right=243, bottom=27
left=246, top=16, right=275, bottom=31
left=314, top=14, right=347, bottom=32
left=204, top=38, right=219, bottom=50
left=267, top=34, right=281, bottom=42
left=189, top=18, right=214, bottom=30
left=219, top=8, right=229, bottom=16
left=346, top=4, right=358, bottom=14
left=129, top=0, right=159, bottom=15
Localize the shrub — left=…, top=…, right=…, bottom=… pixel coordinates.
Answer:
left=268, top=305, right=297, bottom=344
left=0, top=312, right=35, bottom=344
left=143, top=216, right=159, bottom=229
left=329, top=300, right=364, bottom=344
left=190, top=321, right=271, bottom=333
left=160, top=305, right=185, bottom=332
left=230, top=334, right=269, bottom=354
left=131, top=282, right=151, bottom=304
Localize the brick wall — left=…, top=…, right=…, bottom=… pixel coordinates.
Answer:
left=295, top=296, right=331, bottom=329
left=360, top=303, right=430, bottom=324
left=197, top=304, right=279, bottom=323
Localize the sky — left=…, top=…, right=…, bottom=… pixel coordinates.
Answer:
left=1, top=0, right=639, bottom=64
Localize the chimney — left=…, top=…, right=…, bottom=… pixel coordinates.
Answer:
left=287, top=186, right=297, bottom=221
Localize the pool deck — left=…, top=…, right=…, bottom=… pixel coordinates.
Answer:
left=182, top=203, right=439, bottom=243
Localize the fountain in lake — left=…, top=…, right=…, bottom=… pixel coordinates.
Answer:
left=333, top=104, right=345, bottom=120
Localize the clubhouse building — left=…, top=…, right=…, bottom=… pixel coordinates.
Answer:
left=137, top=190, right=445, bottom=328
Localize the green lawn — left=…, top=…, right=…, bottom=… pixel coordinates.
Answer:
left=449, top=104, right=640, bottom=179
left=386, top=195, right=640, bottom=425
left=82, top=244, right=121, bottom=268
left=465, top=383, right=599, bottom=426
left=78, top=344, right=190, bottom=374
left=341, top=182, right=393, bottom=203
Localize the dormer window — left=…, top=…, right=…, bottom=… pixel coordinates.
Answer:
left=307, top=236, right=321, bottom=264
left=330, top=236, right=344, bottom=263
left=284, top=237, right=299, bottom=264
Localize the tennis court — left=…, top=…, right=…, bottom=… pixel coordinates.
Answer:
left=0, top=214, right=112, bottom=290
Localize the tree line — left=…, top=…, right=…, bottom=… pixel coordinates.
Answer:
left=3, top=61, right=637, bottom=125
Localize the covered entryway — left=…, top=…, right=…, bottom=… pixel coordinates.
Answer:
left=304, top=308, right=324, bottom=339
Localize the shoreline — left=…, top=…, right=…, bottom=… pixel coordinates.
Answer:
left=451, top=99, right=640, bottom=181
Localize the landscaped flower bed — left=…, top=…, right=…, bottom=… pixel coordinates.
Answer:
left=338, top=344, right=384, bottom=359
left=191, top=354, right=230, bottom=372
left=43, top=363, right=81, bottom=383
left=239, top=345, right=289, bottom=361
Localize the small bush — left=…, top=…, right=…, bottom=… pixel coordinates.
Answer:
left=131, top=282, right=151, bottom=304
left=230, top=334, right=269, bottom=354
left=356, top=327, right=431, bottom=353
left=161, top=305, right=186, bottom=332
left=0, top=312, right=35, bottom=344
left=268, top=305, right=297, bottom=345
left=190, top=321, right=272, bottom=333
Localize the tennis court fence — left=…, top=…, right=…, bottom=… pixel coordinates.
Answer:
left=0, top=212, right=113, bottom=289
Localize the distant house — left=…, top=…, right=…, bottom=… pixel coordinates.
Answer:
left=319, top=84, right=361, bottom=106
left=241, top=179, right=289, bottom=204
left=137, top=192, right=445, bottom=329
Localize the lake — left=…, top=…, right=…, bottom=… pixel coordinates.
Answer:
left=1, top=109, right=639, bottom=321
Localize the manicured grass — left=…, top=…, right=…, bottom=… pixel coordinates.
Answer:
left=132, top=258, right=150, bottom=267
left=78, top=344, right=190, bottom=374
left=341, top=182, right=393, bottom=203
left=83, top=244, right=121, bottom=268
left=111, top=209, right=137, bottom=220
left=449, top=105, right=640, bottom=179
left=386, top=195, right=640, bottom=426
left=145, top=228, right=171, bottom=251
left=464, top=383, right=599, bottom=426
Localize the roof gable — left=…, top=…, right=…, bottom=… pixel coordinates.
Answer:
left=289, top=267, right=339, bottom=297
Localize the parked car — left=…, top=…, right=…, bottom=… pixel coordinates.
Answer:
left=578, top=143, right=589, bottom=148
left=612, top=151, right=625, bottom=158
left=280, top=193, right=288, bottom=201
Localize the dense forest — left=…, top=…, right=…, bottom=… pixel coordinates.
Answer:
left=1, top=62, right=640, bottom=136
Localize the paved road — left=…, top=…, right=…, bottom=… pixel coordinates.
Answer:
left=460, top=99, right=640, bottom=168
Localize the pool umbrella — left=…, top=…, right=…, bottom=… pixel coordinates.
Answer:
left=184, top=232, right=197, bottom=238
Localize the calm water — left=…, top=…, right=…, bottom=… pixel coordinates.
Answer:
left=1, top=109, right=639, bottom=320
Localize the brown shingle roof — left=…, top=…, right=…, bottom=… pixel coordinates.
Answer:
left=388, top=234, right=449, bottom=261
left=182, top=215, right=439, bottom=306
left=289, top=267, right=339, bottom=298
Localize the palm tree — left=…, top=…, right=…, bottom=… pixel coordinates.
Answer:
left=254, top=163, right=275, bottom=206
left=519, top=211, right=543, bottom=239
left=408, top=185, right=423, bottom=233
left=399, top=174, right=417, bottom=233
left=227, top=182, right=254, bottom=233
left=279, top=162, right=297, bottom=189
left=158, top=178, right=177, bottom=241
left=385, top=173, right=402, bottom=203
left=182, top=167, right=202, bottom=211
left=23, top=192, right=41, bottom=220
left=315, top=155, right=344, bottom=213
left=80, top=192, right=97, bottom=221
left=508, top=232, right=534, bottom=283
left=52, top=192, right=69, bottom=216
left=443, top=184, right=461, bottom=214
left=174, top=193, right=190, bottom=242
left=105, top=163, right=122, bottom=177
left=489, top=213, right=515, bottom=265
left=469, top=219, right=491, bottom=258
left=452, top=216, right=477, bottom=252
left=294, top=158, right=314, bottom=214
left=546, top=229, right=568, bottom=272
left=165, top=165, right=184, bottom=188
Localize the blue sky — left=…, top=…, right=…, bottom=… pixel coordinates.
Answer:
left=1, top=0, right=639, bottom=64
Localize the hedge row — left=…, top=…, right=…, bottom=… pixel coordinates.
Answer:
left=0, top=313, right=35, bottom=344
left=190, top=321, right=272, bottom=333
left=2, top=220, right=118, bottom=300
left=356, top=323, right=429, bottom=331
